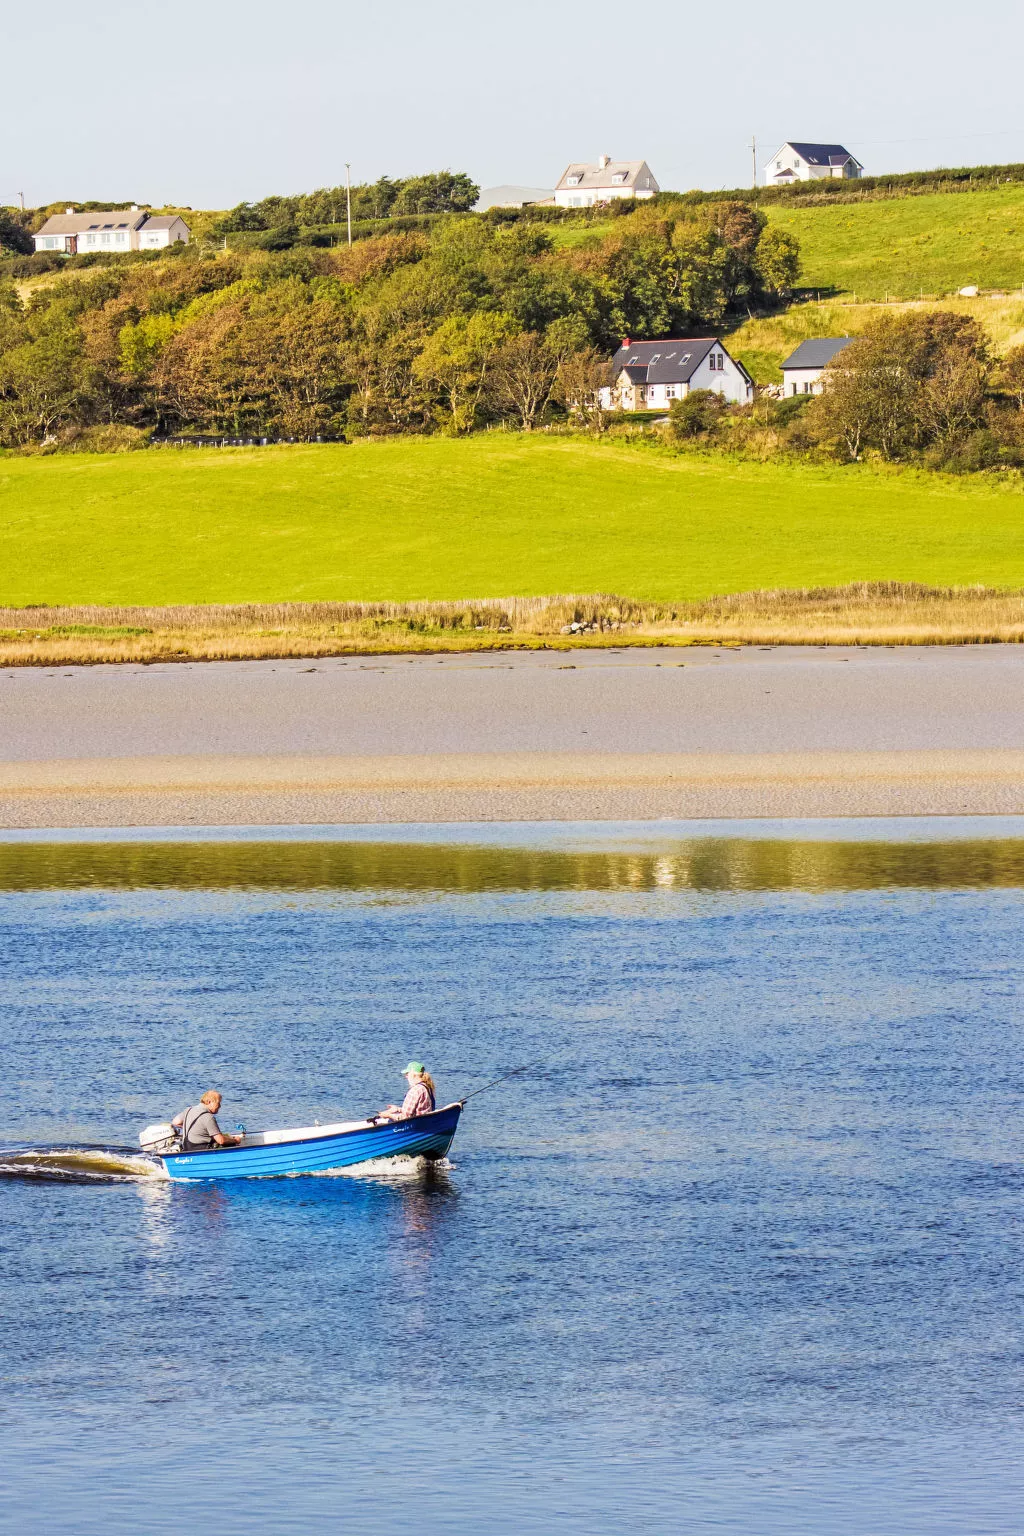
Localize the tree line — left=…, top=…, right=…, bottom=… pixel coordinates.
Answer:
left=0, top=202, right=798, bottom=448
left=211, top=172, right=482, bottom=236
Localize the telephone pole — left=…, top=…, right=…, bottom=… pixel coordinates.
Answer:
left=345, top=163, right=352, bottom=246
left=750, top=136, right=757, bottom=188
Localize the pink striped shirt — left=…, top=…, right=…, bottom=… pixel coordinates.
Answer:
left=399, top=1082, right=434, bottom=1118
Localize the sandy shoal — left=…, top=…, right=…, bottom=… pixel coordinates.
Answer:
left=2, top=750, right=1023, bottom=828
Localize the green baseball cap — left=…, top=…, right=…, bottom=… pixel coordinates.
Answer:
left=403, top=1061, right=425, bottom=1075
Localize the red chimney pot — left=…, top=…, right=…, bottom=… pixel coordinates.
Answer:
left=622, top=336, right=630, bottom=347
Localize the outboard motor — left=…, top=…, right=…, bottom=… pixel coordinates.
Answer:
left=138, top=1123, right=181, bottom=1154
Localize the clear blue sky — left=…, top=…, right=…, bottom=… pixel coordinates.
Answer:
left=6, top=0, right=1024, bottom=209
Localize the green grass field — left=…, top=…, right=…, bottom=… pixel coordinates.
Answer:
left=766, top=185, right=1024, bottom=301
left=2, top=437, right=1024, bottom=606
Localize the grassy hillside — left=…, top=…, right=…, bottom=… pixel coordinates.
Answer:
left=2, top=437, right=1024, bottom=606
left=726, top=292, right=1024, bottom=384
left=766, top=185, right=1024, bottom=300
left=548, top=183, right=1024, bottom=304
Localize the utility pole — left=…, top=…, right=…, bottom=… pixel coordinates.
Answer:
left=750, top=137, right=757, bottom=189
left=345, top=163, right=352, bottom=246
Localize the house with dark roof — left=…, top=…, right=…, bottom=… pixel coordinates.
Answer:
left=555, top=156, right=659, bottom=208
left=763, top=142, right=863, bottom=186
left=600, top=338, right=754, bottom=413
left=780, top=337, right=856, bottom=395
left=33, top=207, right=190, bottom=254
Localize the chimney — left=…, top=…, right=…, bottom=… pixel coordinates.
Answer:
left=130, top=204, right=139, bottom=212
left=65, top=206, right=75, bottom=215
left=622, top=336, right=630, bottom=349
left=598, top=154, right=611, bottom=170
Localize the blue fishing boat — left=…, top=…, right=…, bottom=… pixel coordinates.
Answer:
left=147, top=1103, right=462, bottom=1183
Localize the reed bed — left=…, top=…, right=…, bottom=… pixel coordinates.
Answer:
left=1, top=584, right=1023, bottom=665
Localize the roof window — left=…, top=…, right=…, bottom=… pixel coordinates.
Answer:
left=612, top=172, right=626, bottom=183
left=567, top=174, right=581, bottom=186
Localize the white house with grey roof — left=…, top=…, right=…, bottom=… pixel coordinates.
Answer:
left=555, top=156, right=659, bottom=208
left=764, top=143, right=863, bottom=186
left=32, top=207, right=190, bottom=254
left=780, top=337, right=855, bottom=395
left=600, top=338, right=754, bottom=413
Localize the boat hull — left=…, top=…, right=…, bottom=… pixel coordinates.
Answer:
left=160, top=1103, right=462, bottom=1183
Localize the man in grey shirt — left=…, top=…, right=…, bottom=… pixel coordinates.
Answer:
left=171, top=1090, right=243, bottom=1151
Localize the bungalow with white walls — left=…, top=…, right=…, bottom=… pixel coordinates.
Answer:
left=780, top=337, right=855, bottom=395
left=763, top=143, right=863, bottom=187
left=600, top=338, right=754, bottom=413
left=32, top=208, right=190, bottom=254
left=554, top=157, right=659, bottom=208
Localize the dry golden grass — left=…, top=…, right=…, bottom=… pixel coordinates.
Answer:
left=726, top=293, right=1024, bottom=384
left=1, top=584, right=1023, bottom=665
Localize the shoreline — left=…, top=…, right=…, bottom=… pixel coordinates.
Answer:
left=3, top=750, right=1024, bottom=828
left=1, top=585, right=1024, bottom=664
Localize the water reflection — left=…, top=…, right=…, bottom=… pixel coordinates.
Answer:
left=3, top=837, right=1024, bottom=892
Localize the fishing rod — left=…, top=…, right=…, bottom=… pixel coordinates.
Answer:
left=458, top=1062, right=537, bottom=1104
left=363, top=1060, right=543, bottom=1123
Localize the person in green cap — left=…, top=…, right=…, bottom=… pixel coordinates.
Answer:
left=379, top=1062, right=437, bottom=1121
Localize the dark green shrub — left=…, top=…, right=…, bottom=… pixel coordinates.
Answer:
left=668, top=389, right=727, bottom=440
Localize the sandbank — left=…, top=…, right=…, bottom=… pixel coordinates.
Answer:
left=1, top=647, right=1021, bottom=827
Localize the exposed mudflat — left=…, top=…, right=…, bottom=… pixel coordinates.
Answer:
left=1, top=646, right=1021, bottom=825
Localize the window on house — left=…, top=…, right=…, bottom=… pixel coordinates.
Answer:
left=567, top=174, right=580, bottom=186
left=791, top=383, right=798, bottom=395
left=666, top=386, right=676, bottom=398
left=101, top=233, right=111, bottom=245
left=717, top=352, right=725, bottom=369
left=795, top=158, right=802, bottom=167
left=776, top=161, right=781, bottom=170
left=650, top=354, right=661, bottom=363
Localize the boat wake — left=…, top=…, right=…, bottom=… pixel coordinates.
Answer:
left=0, top=1145, right=165, bottom=1183
left=314, top=1154, right=455, bottom=1182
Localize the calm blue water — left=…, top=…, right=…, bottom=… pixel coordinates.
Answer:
left=1, top=823, right=1022, bottom=1534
